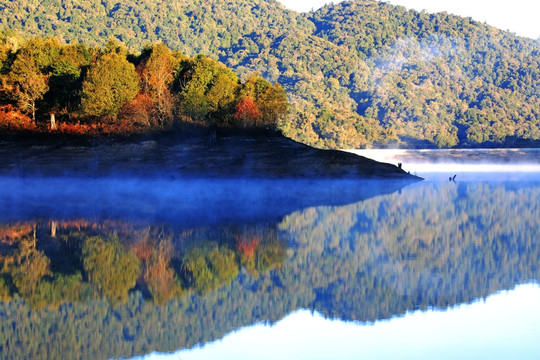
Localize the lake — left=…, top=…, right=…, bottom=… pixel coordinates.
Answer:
left=0, top=149, right=538, bottom=359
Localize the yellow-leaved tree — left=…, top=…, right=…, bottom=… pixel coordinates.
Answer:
left=81, top=50, right=139, bottom=120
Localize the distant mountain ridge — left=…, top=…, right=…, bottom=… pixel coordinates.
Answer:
left=1, top=0, right=539, bottom=148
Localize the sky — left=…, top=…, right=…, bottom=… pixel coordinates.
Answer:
left=277, top=0, right=540, bottom=39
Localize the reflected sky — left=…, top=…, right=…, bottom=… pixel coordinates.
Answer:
left=137, top=283, right=540, bottom=360
left=349, top=148, right=540, bottom=180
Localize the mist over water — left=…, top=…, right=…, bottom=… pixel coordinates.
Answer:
left=0, top=176, right=410, bottom=226
left=348, top=148, right=540, bottom=180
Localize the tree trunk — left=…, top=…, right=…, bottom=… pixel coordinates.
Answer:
left=50, top=113, right=57, bottom=130
left=32, top=100, right=36, bottom=123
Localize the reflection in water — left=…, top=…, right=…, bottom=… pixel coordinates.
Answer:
left=150, top=283, right=540, bottom=360
left=0, top=220, right=286, bottom=306
left=279, top=180, right=539, bottom=321
left=0, top=178, right=538, bottom=359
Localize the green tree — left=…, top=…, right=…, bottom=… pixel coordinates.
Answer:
left=8, top=52, right=48, bottom=122
left=257, top=82, right=288, bottom=129
left=46, top=43, right=92, bottom=114
left=175, top=55, right=239, bottom=123
left=47, top=60, right=82, bottom=114
left=81, top=52, right=139, bottom=119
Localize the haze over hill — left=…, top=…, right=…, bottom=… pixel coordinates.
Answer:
left=0, top=0, right=539, bottom=148
left=279, top=0, right=540, bottom=40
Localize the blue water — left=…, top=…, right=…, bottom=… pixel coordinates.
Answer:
left=0, top=149, right=538, bottom=360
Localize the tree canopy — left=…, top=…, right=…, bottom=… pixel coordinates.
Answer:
left=0, top=38, right=289, bottom=134
left=81, top=51, right=140, bottom=119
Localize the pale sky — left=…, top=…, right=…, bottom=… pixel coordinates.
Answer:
left=278, top=0, right=540, bottom=39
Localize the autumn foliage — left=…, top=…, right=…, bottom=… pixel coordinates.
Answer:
left=0, top=105, right=36, bottom=131
left=0, top=37, right=289, bottom=137
left=55, top=121, right=138, bottom=135
left=233, top=97, right=261, bottom=127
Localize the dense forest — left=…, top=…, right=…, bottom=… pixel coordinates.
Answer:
left=1, top=181, right=538, bottom=359
left=0, top=0, right=539, bottom=148
left=0, top=36, right=288, bottom=135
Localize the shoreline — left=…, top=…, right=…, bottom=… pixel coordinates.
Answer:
left=0, top=134, right=421, bottom=180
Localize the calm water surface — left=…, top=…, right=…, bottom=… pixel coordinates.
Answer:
left=0, top=150, right=538, bottom=359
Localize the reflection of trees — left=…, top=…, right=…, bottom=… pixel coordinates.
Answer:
left=1, top=227, right=93, bottom=307
left=0, top=182, right=538, bottom=359
left=11, top=236, right=50, bottom=300
left=0, top=222, right=35, bottom=245
left=235, top=227, right=285, bottom=275
left=0, top=220, right=287, bottom=307
left=134, top=232, right=182, bottom=304
left=178, top=225, right=285, bottom=293
left=182, top=245, right=238, bottom=293
left=82, top=236, right=140, bottom=303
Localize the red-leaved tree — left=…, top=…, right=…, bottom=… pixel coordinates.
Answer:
left=233, top=96, right=260, bottom=128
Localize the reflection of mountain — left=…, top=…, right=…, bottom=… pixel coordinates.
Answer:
left=1, top=181, right=538, bottom=359
left=280, top=181, right=540, bottom=320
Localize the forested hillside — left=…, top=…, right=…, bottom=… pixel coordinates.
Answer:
left=309, top=1, right=540, bottom=147
left=0, top=0, right=539, bottom=148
